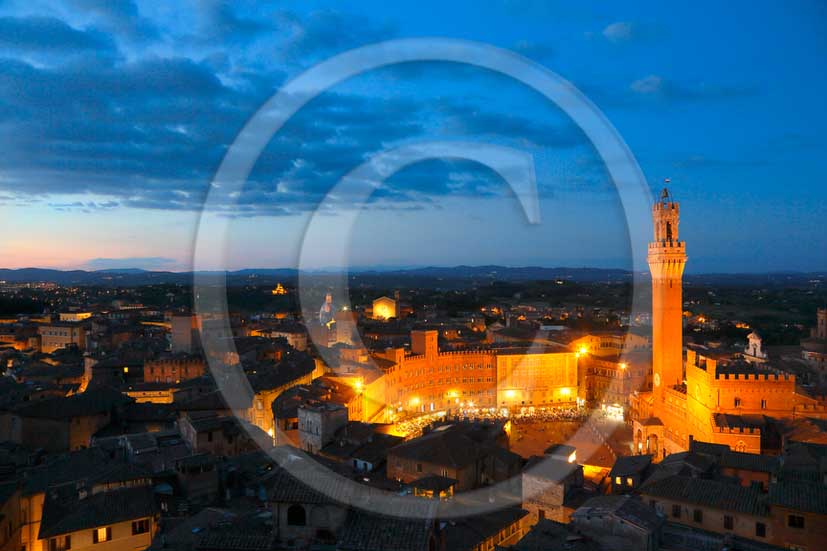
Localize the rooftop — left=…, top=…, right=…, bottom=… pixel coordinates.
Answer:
left=573, top=495, right=664, bottom=532
left=768, top=479, right=827, bottom=515
left=13, top=387, right=132, bottom=420
left=338, top=506, right=437, bottom=551
left=639, top=475, right=767, bottom=517
left=442, top=507, right=529, bottom=551
left=609, top=454, right=653, bottom=478
left=39, top=485, right=157, bottom=539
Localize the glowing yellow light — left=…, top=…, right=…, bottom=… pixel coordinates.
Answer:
left=560, top=387, right=571, bottom=397
left=267, top=428, right=274, bottom=438
left=271, top=283, right=287, bottom=295
left=374, top=304, right=392, bottom=319
left=467, top=401, right=474, bottom=408
left=354, top=380, right=364, bottom=392
left=578, top=346, right=588, bottom=356
left=410, top=396, right=420, bottom=407
left=619, top=362, right=627, bottom=370
left=505, top=389, right=516, bottom=399
left=123, top=367, right=129, bottom=373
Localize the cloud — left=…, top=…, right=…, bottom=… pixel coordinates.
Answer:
left=48, top=200, right=119, bottom=212
left=629, top=74, right=758, bottom=101
left=280, top=9, right=395, bottom=60
left=600, top=21, right=666, bottom=44
left=0, top=4, right=594, bottom=219
left=0, top=15, right=117, bottom=54
left=66, top=0, right=160, bottom=44
left=196, top=1, right=273, bottom=44
left=602, top=21, right=634, bottom=42
left=437, top=101, right=587, bottom=149
left=629, top=74, right=663, bottom=94
left=84, top=257, right=177, bottom=270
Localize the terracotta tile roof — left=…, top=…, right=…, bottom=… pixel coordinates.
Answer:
left=609, top=454, right=652, bottom=478
left=639, top=475, right=768, bottom=517
left=717, top=451, right=780, bottom=473
left=13, top=387, right=132, bottom=419
left=511, top=519, right=600, bottom=551
left=768, top=479, right=827, bottom=515
left=246, top=356, right=314, bottom=392
left=195, top=532, right=274, bottom=550
left=573, top=495, right=664, bottom=532
left=388, top=423, right=508, bottom=469
left=442, top=507, right=528, bottom=551
left=337, top=507, right=436, bottom=551
left=39, top=485, right=157, bottom=539
left=22, top=447, right=117, bottom=495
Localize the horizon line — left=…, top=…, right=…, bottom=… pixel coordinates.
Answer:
left=1, top=265, right=826, bottom=276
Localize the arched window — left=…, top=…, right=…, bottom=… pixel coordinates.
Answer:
left=287, top=505, right=306, bottom=526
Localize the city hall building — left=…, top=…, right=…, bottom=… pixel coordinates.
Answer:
left=632, top=190, right=827, bottom=458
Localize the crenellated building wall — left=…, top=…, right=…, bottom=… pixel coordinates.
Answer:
left=633, top=190, right=827, bottom=458
left=375, top=330, right=578, bottom=417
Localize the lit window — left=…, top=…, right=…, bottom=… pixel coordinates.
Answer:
left=626, top=477, right=633, bottom=487
left=92, top=527, right=111, bottom=544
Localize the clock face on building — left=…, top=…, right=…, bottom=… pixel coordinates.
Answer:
left=654, top=373, right=661, bottom=387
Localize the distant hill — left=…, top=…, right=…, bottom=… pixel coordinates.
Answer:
left=0, top=268, right=188, bottom=286
left=359, top=265, right=632, bottom=283
left=0, top=266, right=822, bottom=288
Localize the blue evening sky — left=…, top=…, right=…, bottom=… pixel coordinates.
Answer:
left=0, top=1, right=824, bottom=273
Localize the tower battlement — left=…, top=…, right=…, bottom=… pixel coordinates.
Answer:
left=651, top=188, right=682, bottom=245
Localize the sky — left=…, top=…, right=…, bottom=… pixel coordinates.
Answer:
left=0, top=0, right=825, bottom=273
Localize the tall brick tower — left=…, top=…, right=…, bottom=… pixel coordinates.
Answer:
left=648, top=188, right=687, bottom=402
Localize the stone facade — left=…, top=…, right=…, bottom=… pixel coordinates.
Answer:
left=298, top=403, right=348, bottom=453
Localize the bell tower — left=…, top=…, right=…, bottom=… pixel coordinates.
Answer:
left=649, top=188, right=687, bottom=402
